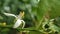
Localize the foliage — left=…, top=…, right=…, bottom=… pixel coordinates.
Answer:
left=0, top=0, right=60, bottom=34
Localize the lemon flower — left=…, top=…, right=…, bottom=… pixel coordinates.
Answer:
left=3, top=12, right=25, bottom=29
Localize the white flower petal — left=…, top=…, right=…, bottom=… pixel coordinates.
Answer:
left=13, top=19, right=25, bottom=28
left=13, top=19, right=22, bottom=28
left=21, top=20, right=25, bottom=29
left=3, top=13, right=17, bottom=18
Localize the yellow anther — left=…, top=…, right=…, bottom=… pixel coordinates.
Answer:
left=20, top=11, right=25, bottom=18
left=18, top=11, right=25, bottom=19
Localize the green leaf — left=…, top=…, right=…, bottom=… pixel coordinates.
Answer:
left=29, top=31, right=44, bottom=34
left=48, top=0, right=60, bottom=18
left=37, top=0, right=49, bottom=21
left=36, top=0, right=49, bottom=29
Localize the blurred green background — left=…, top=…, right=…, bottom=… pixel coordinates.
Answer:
left=0, top=0, right=60, bottom=34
